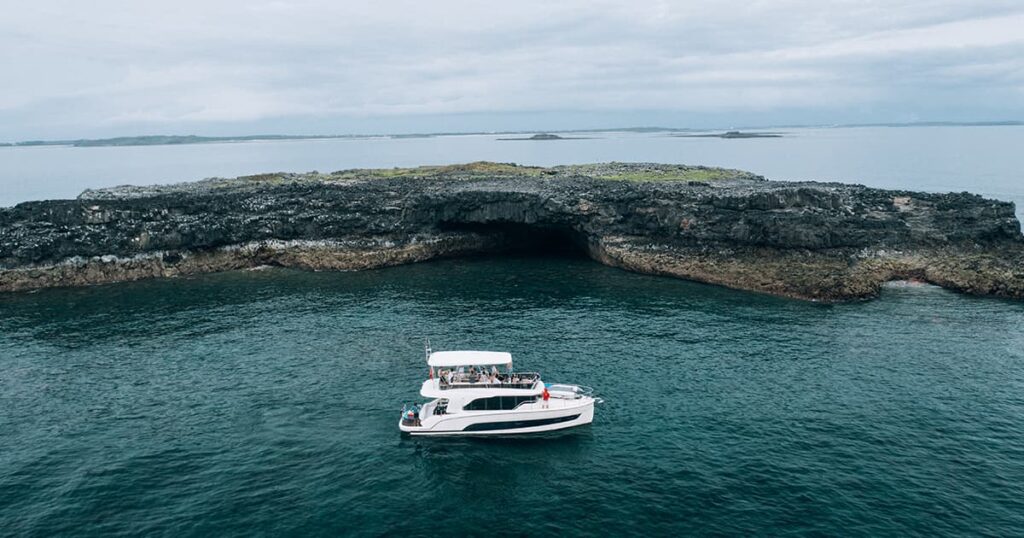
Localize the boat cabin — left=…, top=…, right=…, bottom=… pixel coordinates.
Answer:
left=411, top=350, right=545, bottom=416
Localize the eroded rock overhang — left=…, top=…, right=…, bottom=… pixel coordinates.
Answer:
left=1, top=162, right=1022, bottom=301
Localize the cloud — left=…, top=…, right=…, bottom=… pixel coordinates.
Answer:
left=2, top=0, right=1024, bottom=137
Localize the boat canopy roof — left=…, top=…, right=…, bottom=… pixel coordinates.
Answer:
left=428, top=350, right=512, bottom=367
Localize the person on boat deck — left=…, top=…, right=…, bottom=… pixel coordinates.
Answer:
left=445, top=370, right=454, bottom=384
left=491, top=373, right=501, bottom=384
left=542, top=387, right=550, bottom=408
left=506, top=362, right=512, bottom=373
left=491, top=365, right=499, bottom=376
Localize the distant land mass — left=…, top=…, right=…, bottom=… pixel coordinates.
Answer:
left=748, top=120, right=1024, bottom=130
left=1, top=121, right=1020, bottom=147
left=388, top=133, right=436, bottom=139
left=833, top=120, right=1024, bottom=128
left=1, top=130, right=652, bottom=147
left=4, top=134, right=372, bottom=148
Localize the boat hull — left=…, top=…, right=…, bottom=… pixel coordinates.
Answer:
left=399, top=398, right=594, bottom=436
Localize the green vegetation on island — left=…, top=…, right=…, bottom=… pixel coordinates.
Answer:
left=157, top=162, right=764, bottom=193
left=572, top=164, right=755, bottom=181
left=324, top=162, right=758, bottom=182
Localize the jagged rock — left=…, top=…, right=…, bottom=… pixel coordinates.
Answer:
left=1, top=162, right=1022, bottom=301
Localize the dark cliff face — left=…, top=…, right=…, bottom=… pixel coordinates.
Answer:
left=1, top=163, right=1022, bottom=301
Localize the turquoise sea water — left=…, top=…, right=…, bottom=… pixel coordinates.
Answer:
left=2, top=257, right=1023, bottom=536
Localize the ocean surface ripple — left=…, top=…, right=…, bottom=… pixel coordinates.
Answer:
left=2, top=257, right=1023, bottom=536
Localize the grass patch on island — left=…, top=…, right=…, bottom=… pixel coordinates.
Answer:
left=328, top=161, right=546, bottom=180
left=228, top=161, right=761, bottom=185
left=595, top=168, right=743, bottom=182
left=557, top=163, right=759, bottom=182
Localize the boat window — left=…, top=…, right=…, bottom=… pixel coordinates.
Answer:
left=463, top=396, right=536, bottom=411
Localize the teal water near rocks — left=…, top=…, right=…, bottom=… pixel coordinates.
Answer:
left=2, top=256, right=1023, bottom=536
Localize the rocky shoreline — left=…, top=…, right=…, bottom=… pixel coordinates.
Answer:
left=2, top=162, right=1022, bottom=301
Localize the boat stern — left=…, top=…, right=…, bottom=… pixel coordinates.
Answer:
left=399, top=403, right=423, bottom=433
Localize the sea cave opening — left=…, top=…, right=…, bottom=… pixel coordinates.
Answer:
left=437, top=221, right=591, bottom=259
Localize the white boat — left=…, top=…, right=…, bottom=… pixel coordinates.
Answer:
left=399, top=349, right=597, bottom=436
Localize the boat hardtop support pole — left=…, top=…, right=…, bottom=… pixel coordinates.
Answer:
left=424, top=338, right=433, bottom=379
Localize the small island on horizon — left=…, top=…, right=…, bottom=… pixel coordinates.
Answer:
left=496, top=133, right=589, bottom=141
left=675, top=130, right=783, bottom=139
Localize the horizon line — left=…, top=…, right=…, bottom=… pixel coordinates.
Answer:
left=3, top=119, right=1022, bottom=147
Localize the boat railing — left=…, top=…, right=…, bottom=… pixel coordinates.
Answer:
left=438, top=371, right=540, bottom=390
left=546, top=384, right=595, bottom=399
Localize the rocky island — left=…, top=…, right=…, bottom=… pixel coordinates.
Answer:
left=497, top=133, right=583, bottom=140
left=1, top=162, right=1022, bottom=301
left=677, top=131, right=783, bottom=139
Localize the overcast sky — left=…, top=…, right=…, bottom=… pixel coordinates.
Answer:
left=3, top=1, right=1024, bottom=139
